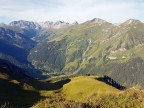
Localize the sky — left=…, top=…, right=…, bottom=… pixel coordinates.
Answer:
left=0, top=0, right=144, bottom=24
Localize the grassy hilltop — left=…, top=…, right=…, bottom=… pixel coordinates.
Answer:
left=34, top=76, right=144, bottom=108
left=1, top=64, right=144, bottom=108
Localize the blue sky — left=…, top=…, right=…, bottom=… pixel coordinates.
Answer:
left=0, top=0, right=144, bottom=23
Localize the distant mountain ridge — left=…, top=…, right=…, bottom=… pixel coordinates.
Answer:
left=0, top=18, right=144, bottom=87
left=1, top=18, right=143, bottom=33
left=7, top=20, right=71, bottom=30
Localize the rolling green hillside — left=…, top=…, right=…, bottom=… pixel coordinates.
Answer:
left=62, top=76, right=120, bottom=101
left=0, top=62, right=70, bottom=108
left=1, top=19, right=144, bottom=88
left=28, top=18, right=144, bottom=88
left=33, top=76, right=144, bottom=108
left=1, top=62, right=144, bottom=108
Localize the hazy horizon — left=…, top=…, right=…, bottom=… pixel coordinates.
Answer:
left=0, top=0, right=144, bottom=23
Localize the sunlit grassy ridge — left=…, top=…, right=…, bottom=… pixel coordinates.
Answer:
left=1, top=64, right=144, bottom=108
left=62, top=76, right=120, bottom=101
left=1, top=66, right=144, bottom=108
left=33, top=76, right=144, bottom=108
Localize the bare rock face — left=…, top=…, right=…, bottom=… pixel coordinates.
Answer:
left=82, top=18, right=112, bottom=26
left=85, top=18, right=110, bottom=25
left=39, top=21, right=70, bottom=29
left=9, top=20, right=41, bottom=30
left=121, top=19, right=142, bottom=26
left=72, top=21, right=78, bottom=25
left=39, top=21, right=53, bottom=28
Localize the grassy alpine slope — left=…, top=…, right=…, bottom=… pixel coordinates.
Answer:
left=33, top=76, right=144, bottom=108
left=62, top=76, right=120, bottom=101
left=28, top=18, right=144, bottom=88
left=1, top=18, right=144, bottom=107
left=1, top=63, right=144, bottom=108
left=0, top=63, right=71, bottom=108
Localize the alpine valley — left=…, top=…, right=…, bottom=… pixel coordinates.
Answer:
left=1, top=18, right=144, bottom=108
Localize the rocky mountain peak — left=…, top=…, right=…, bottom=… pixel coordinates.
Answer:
left=72, top=21, right=78, bottom=25
left=122, top=19, right=142, bottom=26
left=39, top=21, right=70, bottom=29
left=90, top=18, right=108, bottom=25
left=54, top=21, right=64, bottom=25
left=0, top=23, right=7, bottom=27
left=9, top=20, right=41, bottom=30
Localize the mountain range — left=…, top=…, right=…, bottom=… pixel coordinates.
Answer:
left=0, top=18, right=144, bottom=87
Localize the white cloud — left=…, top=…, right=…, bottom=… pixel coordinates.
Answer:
left=0, top=0, right=143, bottom=23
